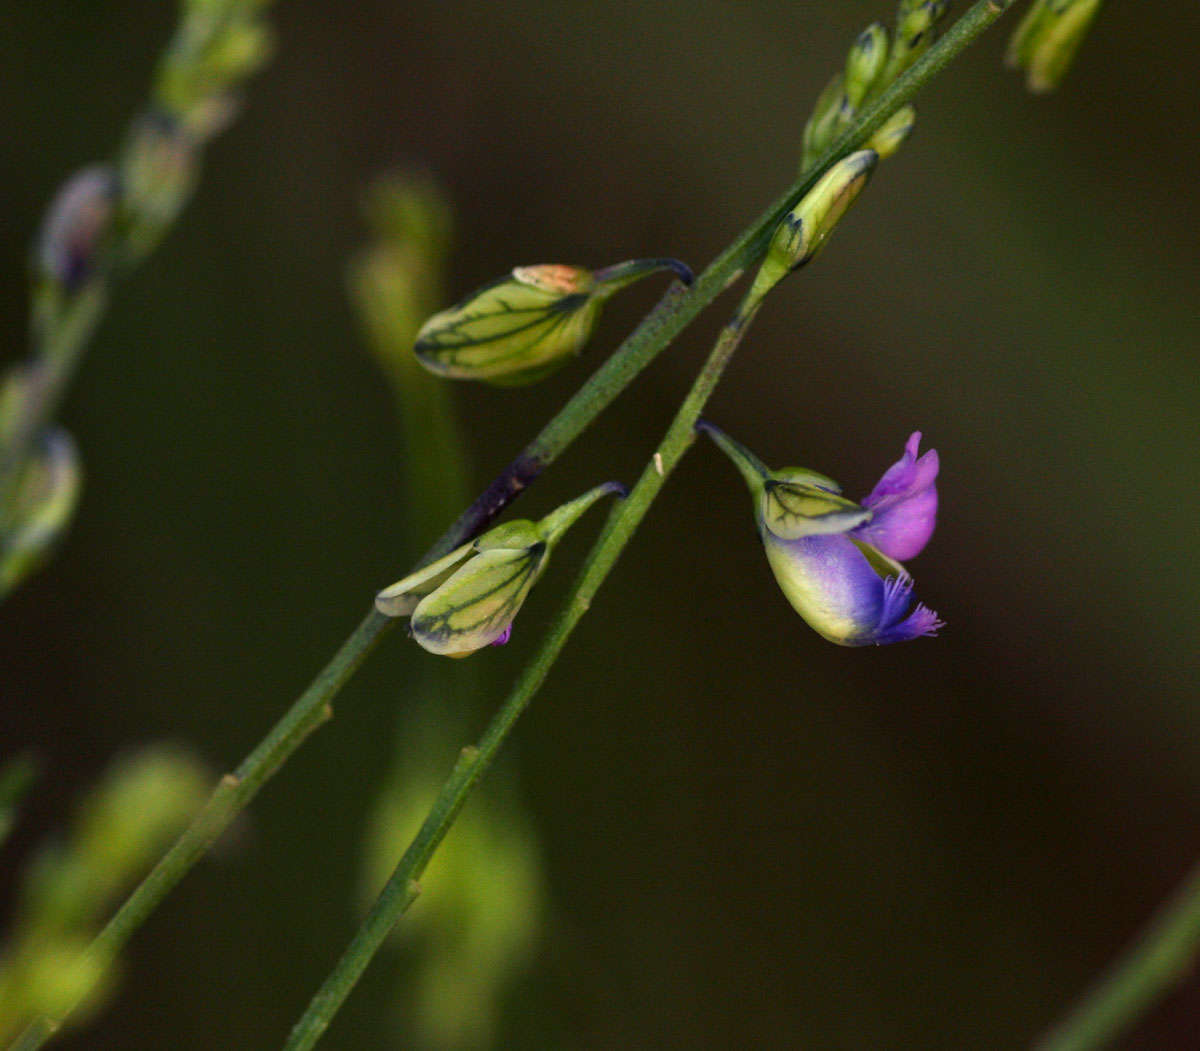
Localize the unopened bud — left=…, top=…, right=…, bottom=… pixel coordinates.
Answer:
left=800, top=71, right=847, bottom=171
left=884, top=0, right=950, bottom=83
left=867, top=105, right=916, bottom=159
left=34, top=167, right=117, bottom=291
left=1, top=429, right=81, bottom=598
left=844, top=24, right=890, bottom=110
left=414, top=258, right=690, bottom=386
left=118, top=115, right=200, bottom=263
left=754, top=150, right=878, bottom=298
left=376, top=482, right=624, bottom=655
left=1006, top=0, right=1103, bottom=93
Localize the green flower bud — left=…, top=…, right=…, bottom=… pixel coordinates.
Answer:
left=414, top=258, right=691, bottom=387
left=1, top=429, right=81, bottom=599
left=118, top=115, right=200, bottom=264
left=844, top=23, right=890, bottom=110
left=883, top=0, right=949, bottom=84
left=753, top=149, right=878, bottom=299
left=867, top=105, right=916, bottom=159
left=376, top=482, right=624, bottom=656
left=800, top=71, right=846, bottom=171
left=1006, top=0, right=1103, bottom=93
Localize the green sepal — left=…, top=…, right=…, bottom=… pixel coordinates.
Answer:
left=473, top=520, right=542, bottom=552
left=375, top=540, right=476, bottom=617
left=851, top=537, right=909, bottom=581
left=413, top=258, right=688, bottom=387
left=761, top=479, right=871, bottom=541
left=414, top=264, right=600, bottom=386
left=410, top=544, right=547, bottom=657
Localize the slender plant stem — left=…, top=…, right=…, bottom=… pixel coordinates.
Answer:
left=10, top=608, right=393, bottom=1050
left=282, top=5, right=1019, bottom=1043
left=419, top=0, right=1014, bottom=561
left=1036, top=858, right=1200, bottom=1051
left=14, top=4, right=1016, bottom=1047
left=284, top=286, right=768, bottom=1051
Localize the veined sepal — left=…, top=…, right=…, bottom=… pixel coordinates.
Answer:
left=414, top=257, right=691, bottom=387
left=375, top=481, right=624, bottom=656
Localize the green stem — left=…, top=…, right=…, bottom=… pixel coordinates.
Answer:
left=417, top=0, right=1015, bottom=563
left=283, top=286, right=766, bottom=1051
left=1036, top=858, right=1200, bottom=1051
left=13, top=4, right=1016, bottom=1047
left=281, top=5, right=1019, bottom=1042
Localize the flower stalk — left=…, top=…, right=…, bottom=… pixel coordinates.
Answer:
left=14, top=2, right=1018, bottom=1045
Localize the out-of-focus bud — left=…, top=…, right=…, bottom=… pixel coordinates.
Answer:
left=414, top=257, right=691, bottom=386
left=73, top=747, right=209, bottom=886
left=376, top=481, right=625, bottom=655
left=34, top=167, right=118, bottom=292
left=0, top=746, right=208, bottom=1041
left=0, top=429, right=81, bottom=599
left=156, top=16, right=275, bottom=120
left=753, top=149, right=878, bottom=300
left=800, top=71, right=846, bottom=171
left=117, top=115, right=200, bottom=263
left=844, top=23, right=890, bottom=110
left=1006, top=0, right=1103, bottom=93
left=867, top=104, right=916, bottom=158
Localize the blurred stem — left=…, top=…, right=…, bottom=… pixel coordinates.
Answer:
left=11, top=607, right=392, bottom=1050
left=1036, top=858, right=1200, bottom=1051
left=284, top=287, right=767, bottom=1051
left=15, top=2, right=1016, bottom=1045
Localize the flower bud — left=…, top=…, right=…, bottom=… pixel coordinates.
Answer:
left=867, top=105, right=916, bottom=159
left=800, top=71, right=846, bottom=171
left=414, top=258, right=691, bottom=387
left=376, top=482, right=624, bottom=656
left=118, top=115, right=200, bottom=264
left=34, top=167, right=118, bottom=292
left=1, top=429, right=82, bottom=599
left=697, top=421, right=941, bottom=647
left=844, top=23, right=890, bottom=110
left=1006, top=0, right=1103, bottom=93
left=883, top=0, right=950, bottom=83
left=753, top=150, right=878, bottom=298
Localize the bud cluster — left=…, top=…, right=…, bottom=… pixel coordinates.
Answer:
left=800, top=0, right=949, bottom=171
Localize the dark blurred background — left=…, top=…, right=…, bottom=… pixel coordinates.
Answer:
left=2, top=1, right=1199, bottom=1047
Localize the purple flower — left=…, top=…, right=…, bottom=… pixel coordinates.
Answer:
left=855, top=431, right=939, bottom=562
left=699, top=423, right=943, bottom=647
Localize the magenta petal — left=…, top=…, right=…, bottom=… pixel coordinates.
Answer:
left=490, top=624, right=513, bottom=647
left=855, top=431, right=939, bottom=561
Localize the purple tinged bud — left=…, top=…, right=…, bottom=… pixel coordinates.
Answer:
left=36, top=167, right=118, bottom=290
